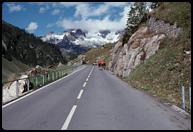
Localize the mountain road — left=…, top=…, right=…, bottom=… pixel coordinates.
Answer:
left=2, top=65, right=191, bottom=130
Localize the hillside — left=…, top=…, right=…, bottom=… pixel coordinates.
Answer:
left=2, top=21, right=68, bottom=82
left=84, top=43, right=115, bottom=64
left=2, top=57, right=29, bottom=82
left=2, top=21, right=67, bottom=67
left=67, top=43, right=115, bottom=67
left=108, top=2, right=191, bottom=112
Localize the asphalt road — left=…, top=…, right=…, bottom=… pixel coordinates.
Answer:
left=2, top=65, right=191, bottom=130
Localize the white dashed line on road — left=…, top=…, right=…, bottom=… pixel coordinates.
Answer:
left=77, top=89, right=84, bottom=100
left=83, top=82, right=87, bottom=88
left=61, top=66, right=94, bottom=130
left=61, top=105, right=77, bottom=130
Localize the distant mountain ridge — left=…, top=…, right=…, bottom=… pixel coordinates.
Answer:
left=40, top=28, right=123, bottom=55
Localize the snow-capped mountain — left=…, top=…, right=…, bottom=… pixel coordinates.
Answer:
left=40, top=29, right=122, bottom=55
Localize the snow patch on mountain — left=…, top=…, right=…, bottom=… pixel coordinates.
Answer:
left=40, top=29, right=123, bottom=55
left=41, top=29, right=121, bottom=47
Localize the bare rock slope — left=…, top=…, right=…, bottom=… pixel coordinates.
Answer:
left=108, top=17, right=182, bottom=77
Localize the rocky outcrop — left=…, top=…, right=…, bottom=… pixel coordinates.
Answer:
left=108, top=17, right=182, bottom=77
left=148, top=17, right=181, bottom=39
left=3, top=75, right=28, bottom=103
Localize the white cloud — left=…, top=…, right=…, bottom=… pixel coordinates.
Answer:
left=25, top=22, right=38, bottom=33
left=56, top=4, right=131, bottom=33
left=39, top=7, right=46, bottom=13
left=46, top=23, right=55, bottom=28
left=105, top=2, right=129, bottom=7
left=59, top=2, right=85, bottom=7
left=52, top=9, right=60, bottom=15
left=74, top=4, right=108, bottom=19
left=74, top=2, right=130, bottom=20
left=39, top=5, right=49, bottom=13
left=30, top=2, right=46, bottom=5
left=7, top=3, right=23, bottom=12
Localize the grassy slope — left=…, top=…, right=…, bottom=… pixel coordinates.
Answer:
left=2, top=57, right=29, bottom=82
left=84, top=43, right=114, bottom=65
left=126, top=2, right=191, bottom=112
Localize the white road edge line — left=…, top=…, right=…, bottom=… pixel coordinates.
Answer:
left=2, top=66, right=87, bottom=108
left=83, top=82, right=87, bottom=88
left=61, top=105, right=77, bottom=130
left=77, top=89, right=84, bottom=99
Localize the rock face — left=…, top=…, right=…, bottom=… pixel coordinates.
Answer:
left=108, top=17, right=182, bottom=77
left=3, top=75, right=28, bottom=103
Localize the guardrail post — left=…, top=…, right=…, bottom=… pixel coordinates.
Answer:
left=2, top=83, right=3, bottom=102
left=52, top=72, right=53, bottom=80
left=189, top=85, right=191, bottom=112
left=48, top=74, right=49, bottom=81
left=181, top=85, right=185, bottom=110
left=36, top=76, right=38, bottom=87
left=27, top=78, right=29, bottom=92
left=16, top=80, right=19, bottom=98
left=43, top=75, right=44, bottom=85
left=53, top=72, right=55, bottom=81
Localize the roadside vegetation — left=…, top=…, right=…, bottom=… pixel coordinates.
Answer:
left=84, top=43, right=115, bottom=64
left=125, top=2, right=191, bottom=112
left=2, top=57, right=29, bottom=82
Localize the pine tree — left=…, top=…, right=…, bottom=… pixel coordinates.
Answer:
left=122, top=2, right=147, bottom=45
left=150, top=2, right=159, bottom=9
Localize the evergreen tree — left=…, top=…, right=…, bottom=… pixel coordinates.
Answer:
left=150, top=2, right=159, bottom=9
left=122, top=2, right=147, bottom=44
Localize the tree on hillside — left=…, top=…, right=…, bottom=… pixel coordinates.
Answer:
left=150, top=2, right=160, bottom=9
left=122, top=2, right=148, bottom=45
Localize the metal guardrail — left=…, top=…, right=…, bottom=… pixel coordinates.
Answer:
left=2, top=66, right=76, bottom=105
left=180, top=84, right=191, bottom=113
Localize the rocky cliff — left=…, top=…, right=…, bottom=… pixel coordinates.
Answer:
left=108, top=17, right=182, bottom=77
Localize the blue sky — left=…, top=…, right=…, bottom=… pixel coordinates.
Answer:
left=2, top=2, right=131, bottom=36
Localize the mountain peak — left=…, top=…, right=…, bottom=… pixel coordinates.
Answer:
left=41, top=29, right=122, bottom=55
